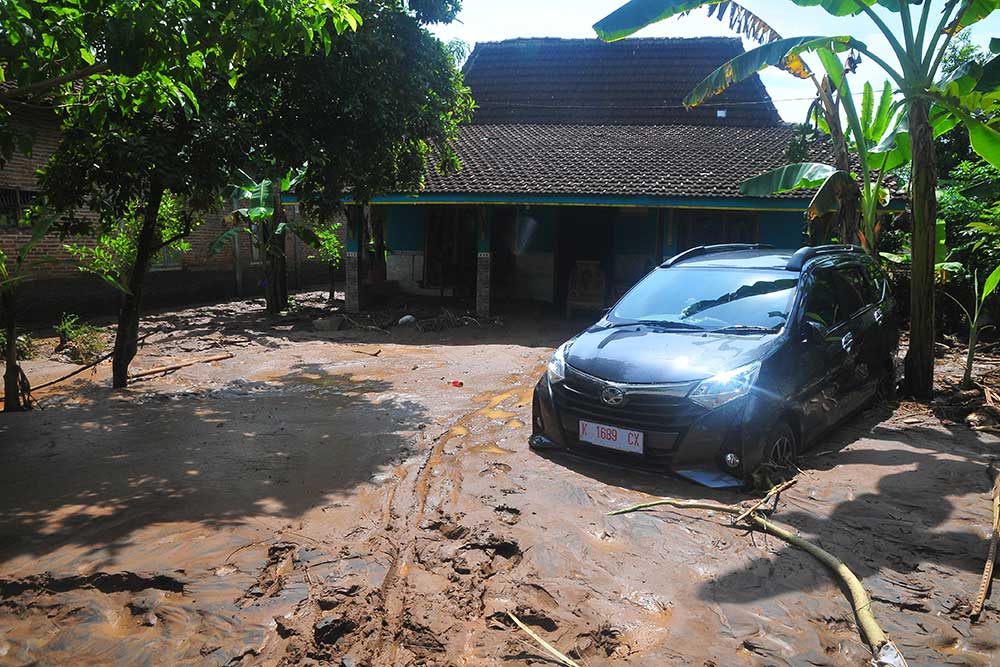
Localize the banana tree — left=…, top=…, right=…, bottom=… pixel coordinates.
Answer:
left=594, top=0, right=1000, bottom=398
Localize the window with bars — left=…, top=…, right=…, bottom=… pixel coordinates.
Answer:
left=0, top=189, right=36, bottom=225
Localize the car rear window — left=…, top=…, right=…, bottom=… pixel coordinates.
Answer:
left=609, top=268, right=798, bottom=330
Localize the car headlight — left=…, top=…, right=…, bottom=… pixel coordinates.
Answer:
left=547, top=343, right=568, bottom=384
left=689, top=361, right=761, bottom=409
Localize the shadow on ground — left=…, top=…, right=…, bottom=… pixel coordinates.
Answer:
left=0, top=367, right=425, bottom=568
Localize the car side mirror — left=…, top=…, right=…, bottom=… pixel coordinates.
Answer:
left=802, top=319, right=827, bottom=343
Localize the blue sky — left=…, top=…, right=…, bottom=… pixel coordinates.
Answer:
left=430, top=0, right=999, bottom=123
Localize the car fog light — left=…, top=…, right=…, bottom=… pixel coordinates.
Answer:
left=723, top=452, right=741, bottom=468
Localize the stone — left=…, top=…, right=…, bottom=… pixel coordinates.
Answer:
left=313, top=316, right=345, bottom=332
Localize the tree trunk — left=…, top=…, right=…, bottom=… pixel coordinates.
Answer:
left=903, top=98, right=938, bottom=398
left=962, top=322, right=979, bottom=389
left=263, top=181, right=288, bottom=314
left=826, top=100, right=861, bottom=246
left=2, top=288, right=24, bottom=411
left=112, top=183, right=165, bottom=389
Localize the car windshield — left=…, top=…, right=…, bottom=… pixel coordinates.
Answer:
left=608, top=267, right=798, bottom=331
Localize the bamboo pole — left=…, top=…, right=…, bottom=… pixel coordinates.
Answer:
left=506, top=612, right=580, bottom=667
left=971, top=463, right=1000, bottom=620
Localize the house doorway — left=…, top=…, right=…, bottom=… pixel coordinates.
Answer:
left=424, top=206, right=478, bottom=297
left=555, top=207, right=614, bottom=312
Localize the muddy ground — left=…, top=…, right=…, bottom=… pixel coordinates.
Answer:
left=1, top=292, right=998, bottom=666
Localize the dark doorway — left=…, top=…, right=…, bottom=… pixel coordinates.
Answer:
left=424, top=206, right=478, bottom=297
left=490, top=206, right=517, bottom=300
left=555, top=208, right=615, bottom=309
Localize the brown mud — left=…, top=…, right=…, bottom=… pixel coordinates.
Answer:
left=1, top=293, right=998, bottom=666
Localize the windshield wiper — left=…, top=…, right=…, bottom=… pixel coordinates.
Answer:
left=605, top=319, right=704, bottom=330
left=711, top=324, right=780, bottom=335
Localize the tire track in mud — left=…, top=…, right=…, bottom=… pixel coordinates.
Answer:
left=309, top=369, right=541, bottom=665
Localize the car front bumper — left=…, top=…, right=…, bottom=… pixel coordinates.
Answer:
left=531, top=373, right=775, bottom=482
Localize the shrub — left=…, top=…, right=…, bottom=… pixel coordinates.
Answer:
left=0, top=332, right=38, bottom=361
left=54, top=313, right=106, bottom=364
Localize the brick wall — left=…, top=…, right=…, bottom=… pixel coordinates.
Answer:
left=1, top=111, right=342, bottom=321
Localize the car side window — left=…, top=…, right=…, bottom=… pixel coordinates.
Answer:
left=864, top=263, right=886, bottom=303
left=832, top=265, right=870, bottom=313
left=801, top=268, right=844, bottom=330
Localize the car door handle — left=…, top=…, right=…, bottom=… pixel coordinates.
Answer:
left=841, top=332, right=853, bottom=352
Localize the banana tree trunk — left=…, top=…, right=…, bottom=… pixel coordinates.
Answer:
left=824, top=91, right=860, bottom=246
left=263, top=182, right=288, bottom=314
left=112, top=183, right=165, bottom=389
left=903, top=98, right=938, bottom=399
left=2, top=288, right=24, bottom=411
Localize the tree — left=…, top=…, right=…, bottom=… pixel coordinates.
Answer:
left=227, top=0, right=474, bottom=313
left=0, top=0, right=361, bottom=162
left=594, top=0, right=1000, bottom=398
left=0, top=212, right=54, bottom=411
left=6, top=0, right=360, bottom=393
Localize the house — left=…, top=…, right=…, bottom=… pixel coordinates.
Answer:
left=343, top=37, right=834, bottom=317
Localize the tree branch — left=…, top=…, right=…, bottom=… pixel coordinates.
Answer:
left=0, top=63, right=109, bottom=102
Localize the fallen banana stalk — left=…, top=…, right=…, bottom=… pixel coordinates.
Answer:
left=506, top=611, right=580, bottom=667
left=971, top=463, right=1000, bottom=620
left=608, top=492, right=908, bottom=667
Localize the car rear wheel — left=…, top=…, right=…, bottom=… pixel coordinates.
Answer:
left=752, top=420, right=797, bottom=488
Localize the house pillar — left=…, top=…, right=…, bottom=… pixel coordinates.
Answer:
left=345, top=207, right=363, bottom=313
left=476, top=208, right=492, bottom=317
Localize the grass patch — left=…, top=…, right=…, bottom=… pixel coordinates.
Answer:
left=55, top=313, right=107, bottom=364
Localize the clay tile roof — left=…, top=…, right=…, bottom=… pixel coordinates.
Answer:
left=462, top=37, right=782, bottom=127
left=424, top=124, right=833, bottom=199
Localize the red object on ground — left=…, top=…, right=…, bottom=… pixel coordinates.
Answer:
left=451, top=380, right=464, bottom=387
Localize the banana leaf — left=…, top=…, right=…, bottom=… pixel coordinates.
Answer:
left=594, top=0, right=727, bottom=41
left=808, top=170, right=856, bottom=219
left=739, top=162, right=839, bottom=196
left=945, top=0, right=999, bottom=33
left=683, top=35, right=861, bottom=107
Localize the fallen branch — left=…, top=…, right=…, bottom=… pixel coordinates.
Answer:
left=0, top=331, right=158, bottom=400
left=971, top=462, right=1000, bottom=620
left=506, top=612, right=580, bottom=667
left=129, top=353, right=233, bottom=379
left=351, top=348, right=382, bottom=357
left=608, top=492, right=908, bottom=666
left=343, top=314, right=390, bottom=334
left=734, top=479, right=797, bottom=525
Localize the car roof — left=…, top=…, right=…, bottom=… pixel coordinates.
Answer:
left=667, top=249, right=798, bottom=270
left=662, top=245, right=869, bottom=272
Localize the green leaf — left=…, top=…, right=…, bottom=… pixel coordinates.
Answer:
left=593, top=0, right=726, bottom=42
left=861, top=82, right=874, bottom=137
left=965, top=115, right=1000, bottom=168
left=175, top=81, right=199, bottom=113
left=808, top=170, right=856, bottom=219
left=870, top=83, right=895, bottom=142
left=16, top=215, right=55, bottom=264
left=880, top=251, right=909, bottom=264
left=945, top=0, right=999, bottom=33
left=683, top=35, right=860, bottom=107
left=935, top=218, right=948, bottom=264
left=984, top=264, right=1000, bottom=303
left=80, top=47, right=96, bottom=65
left=208, top=227, right=241, bottom=257
left=975, top=53, right=1000, bottom=92
left=739, top=162, right=838, bottom=196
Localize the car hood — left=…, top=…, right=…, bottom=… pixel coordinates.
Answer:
left=564, top=325, right=778, bottom=384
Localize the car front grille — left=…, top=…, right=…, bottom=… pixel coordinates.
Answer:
left=552, top=365, right=706, bottom=466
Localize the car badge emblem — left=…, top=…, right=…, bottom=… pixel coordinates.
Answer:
left=601, top=386, right=626, bottom=406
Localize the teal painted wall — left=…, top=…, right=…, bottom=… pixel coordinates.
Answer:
left=385, top=205, right=425, bottom=252
left=613, top=208, right=658, bottom=253
left=758, top=210, right=806, bottom=248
